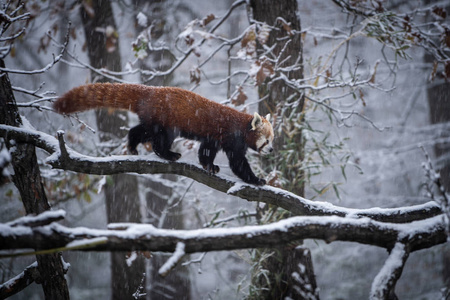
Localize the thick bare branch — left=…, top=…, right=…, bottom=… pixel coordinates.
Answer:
left=0, top=124, right=58, bottom=154
left=0, top=214, right=446, bottom=255
left=0, top=124, right=443, bottom=223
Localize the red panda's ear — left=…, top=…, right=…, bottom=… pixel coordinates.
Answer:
left=265, top=114, right=271, bottom=122
left=251, top=112, right=263, bottom=131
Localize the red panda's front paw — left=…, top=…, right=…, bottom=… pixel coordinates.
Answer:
left=202, top=164, right=220, bottom=174
left=167, top=152, right=182, bottom=161
left=255, top=178, right=266, bottom=186
left=127, top=146, right=139, bottom=155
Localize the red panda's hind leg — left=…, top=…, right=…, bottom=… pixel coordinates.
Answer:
left=151, top=125, right=181, bottom=161
left=128, top=123, right=152, bottom=155
left=128, top=123, right=181, bottom=161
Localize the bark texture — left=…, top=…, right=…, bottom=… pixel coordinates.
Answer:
left=80, top=2, right=144, bottom=299
left=248, top=1, right=316, bottom=298
left=0, top=58, right=70, bottom=299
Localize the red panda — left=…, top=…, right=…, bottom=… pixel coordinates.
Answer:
left=54, top=83, right=274, bottom=185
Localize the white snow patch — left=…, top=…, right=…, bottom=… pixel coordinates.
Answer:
left=6, top=209, right=66, bottom=227
left=0, top=147, right=11, bottom=177
left=61, top=255, right=71, bottom=272
left=97, top=176, right=107, bottom=194
left=65, top=237, right=108, bottom=249
left=158, top=242, right=185, bottom=276
left=126, top=251, right=138, bottom=267
left=20, top=116, right=36, bottom=131
left=136, top=48, right=148, bottom=59
left=227, top=182, right=246, bottom=194
left=370, top=242, right=406, bottom=299
left=136, top=12, right=148, bottom=27
left=0, top=223, right=33, bottom=237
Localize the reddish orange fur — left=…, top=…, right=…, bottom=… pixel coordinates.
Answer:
left=55, top=83, right=274, bottom=185
left=54, top=83, right=257, bottom=143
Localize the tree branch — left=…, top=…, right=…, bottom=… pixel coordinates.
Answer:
left=0, top=262, right=39, bottom=299
left=6, top=209, right=66, bottom=228
left=0, top=23, right=70, bottom=75
left=370, top=241, right=410, bottom=300
left=0, top=213, right=446, bottom=255
left=0, top=124, right=443, bottom=223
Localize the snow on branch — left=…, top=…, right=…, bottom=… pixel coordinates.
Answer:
left=0, top=252, right=69, bottom=298
left=0, top=210, right=445, bottom=289
left=0, top=262, right=39, bottom=299
left=370, top=242, right=410, bottom=300
left=0, top=4, right=30, bottom=25
left=6, top=209, right=66, bottom=228
left=0, top=213, right=446, bottom=256
left=158, top=242, right=186, bottom=277
left=0, top=124, right=443, bottom=224
left=0, top=124, right=59, bottom=154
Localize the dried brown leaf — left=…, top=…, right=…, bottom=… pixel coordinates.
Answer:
left=82, top=0, right=95, bottom=19
left=70, top=28, right=77, bottom=40
left=430, top=61, right=438, bottom=81
left=106, top=36, right=117, bottom=53
left=369, top=61, right=379, bottom=84
left=445, top=62, right=450, bottom=79
left=202, top=14, right=215, bottom=27
left=277, top=18, right=293, bottom=36
left=241, top=26, right=256, bottom=48
left=190, top=68, right=201, bottom=84
left=267, top=172, right=282, bottom=188
left=359, top=89, right=366, bottom=106
left=257, top=24, right=271, bottom=45
left=443, top=27, right=450, bottom=48
left=325, top=69, right=332, bottom=83
left=432, top=7, right=447, bottom=19
left=255, top=59, right=274, bottom=86
left=231, top=86, right=248, bottom=106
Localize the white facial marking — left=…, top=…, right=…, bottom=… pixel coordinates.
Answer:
left=256, top=120, right=274, bottom=154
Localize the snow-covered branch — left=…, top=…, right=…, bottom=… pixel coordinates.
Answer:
left=0, top=213, right=70, bottom=298
left=332, top=0, right=450, bottom=65
left=0, top=212, right=446, bottom=255
left=0, top=4, right=30, bottom=25
left=370, top=241, right=410, bottom=300
left=0, top=23, right=70, bottom=75
left=0, top=124, right=443, bottom=224
left=0, top=262, right=39, bottom=299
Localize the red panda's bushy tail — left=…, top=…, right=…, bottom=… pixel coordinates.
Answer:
left=53, top=83, right=145, bottom=115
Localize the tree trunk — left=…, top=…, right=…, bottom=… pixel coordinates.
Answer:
left=248, top=1, right=319, bottom=299
left=426, top=39, right=450, bottom=300
left=424, top=1, right=450, bottom=290
left=80, top=2, right=145, bottom=299
left=132, top=1, right=191, bottom=298
left=250, top=0, right=305, bottom=196
left=0, top=58, right=70, bottom=299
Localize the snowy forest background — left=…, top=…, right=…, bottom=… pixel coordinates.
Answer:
left=0, top=0, right=449, bottom=299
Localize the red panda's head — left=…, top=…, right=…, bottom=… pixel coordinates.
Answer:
left=249, top=112, right=274, bottom=154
